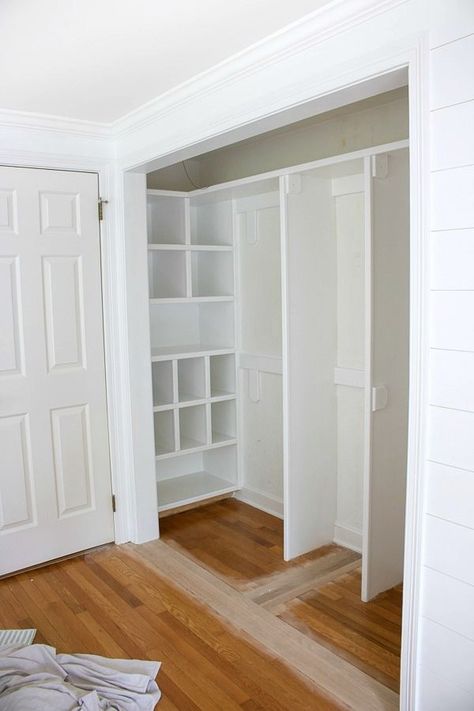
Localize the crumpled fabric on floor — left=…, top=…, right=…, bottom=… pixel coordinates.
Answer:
left=0, top=644, right=161, bottom=710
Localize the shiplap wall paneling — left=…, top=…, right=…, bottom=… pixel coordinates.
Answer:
left=418, top=16, right=474, bottom=708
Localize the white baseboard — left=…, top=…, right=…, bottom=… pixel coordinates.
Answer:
left=234, top=486, right=283, bottom=519
left=333, top=522, right=362, bottom=553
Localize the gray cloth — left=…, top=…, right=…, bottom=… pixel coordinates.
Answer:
left=0, top=644, right=161, bottom=710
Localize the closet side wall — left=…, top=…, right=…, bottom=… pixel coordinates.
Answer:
left=235, top=194, right=283, bottom=516
left=334, top=187, right=365, bottom=551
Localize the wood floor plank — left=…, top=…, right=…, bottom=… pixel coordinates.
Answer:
left=159, top=499, right=402, bottom=701
left=0, top=541, right=341, bottom=710
left=127, top=540, right=398, bottom=710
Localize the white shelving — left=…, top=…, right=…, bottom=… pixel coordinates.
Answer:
left=148, top=244, right=232, bottom=252
left=157, top=471, right=236, bottom=512
left=156, top=448, right=238, bottom=511
left=147, top=190, right=238, bottom=511
left=151, top=345, right=234, bottom=361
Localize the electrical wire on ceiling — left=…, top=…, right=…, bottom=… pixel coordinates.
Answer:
left=182, top=160, right=201, bottom=189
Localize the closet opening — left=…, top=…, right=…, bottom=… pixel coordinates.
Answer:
left=130, top=82, right=410, bottom=692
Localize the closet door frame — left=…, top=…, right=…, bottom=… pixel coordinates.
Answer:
left=123, top=56, right=427, bottom=705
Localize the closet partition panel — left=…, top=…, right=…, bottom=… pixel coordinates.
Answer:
left=361, top=148, right=410, bottom=600
left=282, top=170, right=338, bottom=560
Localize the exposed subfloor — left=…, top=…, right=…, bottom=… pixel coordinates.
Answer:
left=159, top=498, right=402, bottom=692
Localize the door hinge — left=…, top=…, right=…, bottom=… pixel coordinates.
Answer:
left=98, top=198, right=109, bottom=221
left=112, top=494, right=116, bottom=513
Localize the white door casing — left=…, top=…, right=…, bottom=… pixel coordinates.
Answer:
left=0, top=166, right=114, bottom=575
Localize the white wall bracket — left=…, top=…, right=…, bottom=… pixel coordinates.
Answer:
left=371, top=153, right=389, bottom=179
left=371, top=384, right=389, bottom=411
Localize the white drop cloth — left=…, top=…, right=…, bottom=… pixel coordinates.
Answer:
left=0, top=644, right=161, bottom=710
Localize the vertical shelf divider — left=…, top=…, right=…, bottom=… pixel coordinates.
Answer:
left=184, top=197, right=192, bottom=298
left=173, top=407, right=180, bottom=453
left=172, top=360, right=179, bottom=404
left=205, top=403, right=212, bottom=446
left=204, top=356, right=211, bottom=399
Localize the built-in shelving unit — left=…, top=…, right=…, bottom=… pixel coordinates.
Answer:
left=147, top=190, right=238, bottom=512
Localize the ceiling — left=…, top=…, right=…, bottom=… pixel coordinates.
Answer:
left=0, top=0, right=331, bottom=124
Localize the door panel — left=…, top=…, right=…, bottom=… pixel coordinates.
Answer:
left=0, top=166, right=114, bottom=575
left=362, top=149, right=410, bottom=601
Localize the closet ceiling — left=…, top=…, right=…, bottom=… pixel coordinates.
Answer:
left=0, top=0, right=330, bottom=123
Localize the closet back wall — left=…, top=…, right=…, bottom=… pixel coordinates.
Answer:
left=147, top=88, right=408, bottom=191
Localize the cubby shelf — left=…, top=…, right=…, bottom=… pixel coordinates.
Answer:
left=157, top=471, right=237, bottom=512
left=148, top=244, right=233, bottom=252
left=151, top=345, right=234, bottom=361
left=153, top=394, right=236, bottom=413
left=149, top=296, right=233, bottom=304
left=147, top=191, right=238, bottom=510
left=155, top=438, right=237, bottom=461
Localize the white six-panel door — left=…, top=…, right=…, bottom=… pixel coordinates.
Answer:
left=0, top=166, right=114, bottom=575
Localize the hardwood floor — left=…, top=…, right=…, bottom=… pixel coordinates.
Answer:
left=0, top=499, right=402, bottom=709
left=159, top=498, right=353, bottom=589
left=0, top=543, right=340, bottom=710
left=159, top=499, right=402, bottom=693
left=278, top=569, right=402, bottom=692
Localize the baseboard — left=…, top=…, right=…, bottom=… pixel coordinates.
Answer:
left=234, top=486, right=284, bottom=519
left=333, top=522, right=362, bottom=553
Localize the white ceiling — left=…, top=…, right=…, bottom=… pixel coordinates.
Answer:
left=0, top=0, right=331, bottom=124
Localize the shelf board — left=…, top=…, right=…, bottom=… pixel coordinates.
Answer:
left=148, top=244, right=232, bottom=252
left=178, top=392, right=207, bottom=404
left=150, top=296, right=233, bottom=304
left=157, top=471, right=237, bottom=512
left=180, top=435, right=207, bottom=452
left=156, top=443, right=176, bottom=457
left=155, top=438, right=237, bottom=461
left=151, top=345, right=235, bottom=361
left=154, top=394, right=236, bottom=413
left=153, top=403, right=174, bottom=413
left=210, top=388, right=235, bottom=399
left=212, top=431, right=236, bottom=445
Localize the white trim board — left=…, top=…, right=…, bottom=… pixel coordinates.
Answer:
left=234, top=487, right=284, bottom=520
left=334, top=523, right=363, bottom=553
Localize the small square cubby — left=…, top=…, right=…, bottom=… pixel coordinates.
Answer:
left=190, top=201, right=233, bottom=246
left=147, top=195, right=185, bottom=245
left=178, top=357, right=206, bottom=402
left=152, top=360, right=174, bottom=408
left=211, top=400, right=236, bottom=444
left=179, top=405, right=207, bottom=451
left=191, top=251, right=233, bottom=297
left=148, top=251, right=186, bottom=299
left=154, top=410, right=175, bottom=457
left=210, top=354, right=235, bottom=397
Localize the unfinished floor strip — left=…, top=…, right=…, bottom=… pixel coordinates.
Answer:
left=243, top=548, right=360, bottom=607
left=125, top=540, right=398, bottom=711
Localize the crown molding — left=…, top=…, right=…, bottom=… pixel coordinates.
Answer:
left=0, top=0, right=409, bottom=144
left=112, top=0, right=409, bottom=137
left=0, top=106, right=111, bottom=139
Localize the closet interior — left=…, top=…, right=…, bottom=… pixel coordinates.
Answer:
left=141, top=118, right=409, bottom=602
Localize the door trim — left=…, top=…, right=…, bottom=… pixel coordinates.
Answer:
left=120, top=42, right=429, bottom=708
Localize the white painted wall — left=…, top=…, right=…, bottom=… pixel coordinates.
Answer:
left=236, top=196, right=283, bottom=516
left=334, top=190, right=365, bottom=549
